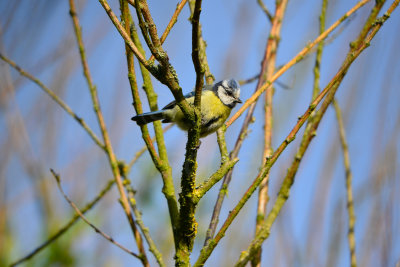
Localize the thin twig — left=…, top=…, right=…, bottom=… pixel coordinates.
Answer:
left=225, top=0, right=370, bottom=128
left=203, top=112, right=252, bottom=246
left=312, top=0, right=328, bottom=101
left=98, top=0, right=149, bottom=67
left=239, top=73, right=292, bottom=89
left=128, top=124, right=173, bottom=169
left=9, top=126, right=171, bottom=266
left=233, top=2, right=397, bottom=265
left=99, top=0, right=194, bottom=120
left=119, top=164, right=166, bottom=267
left=254, top=1, right=288, bottom=266
left=50, top=169, right=141, bottom=260
left=161, top=0, right=188, bottom=44
left=238, top=74, right=259, bottom=85
left=120, top=0, right=180, bottom=246
left=203, top=0, right=288, bottom=250
left=333, top=100, right=357, bottom=267
left=203, top=8, right=371, bottom=240
left=194, top=158, right=239, bottom=203
left=121, top=1, right=160, bottom=164
left=196, top=49, right=335, bottom=267
left=257, top=0, right=273, bottom=21
left=130, top=24, right=178, bottom=219
left=134, top=0, right=167, bottom=67
left=203, top=126, right=238, bottom=247
left=195, top=2, right=391, bottom=262
left=188, top=0, right=214, bottom=84
left=0, top=53, right=105, bottom=151
left=129, top=20, right=169, bottom=161
left=135, top=0, right=194, bottom=116
left=10, top=124, right=159, bottom=266
left=69, top=2, right=148, bottom=264
left=216, top=126, right=229, bottom=163
left=134, top=1, right=158, bottom=56
left=9, top=179, right=115, bottom=266
left=149, top=0, right=188, bottom=62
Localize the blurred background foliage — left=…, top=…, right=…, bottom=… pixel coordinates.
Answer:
left=0, top=0, right=399, bottom=266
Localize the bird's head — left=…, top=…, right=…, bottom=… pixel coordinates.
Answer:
left=216, top=79, right=242, bottom=108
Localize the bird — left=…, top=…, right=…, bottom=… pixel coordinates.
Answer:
left=131, top=79, right=242, bottom=137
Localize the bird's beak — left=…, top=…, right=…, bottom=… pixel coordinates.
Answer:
left=236, top=98, right=242, bottom=103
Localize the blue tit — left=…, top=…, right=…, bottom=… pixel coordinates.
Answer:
left=131, top=79, right=242, bottom=137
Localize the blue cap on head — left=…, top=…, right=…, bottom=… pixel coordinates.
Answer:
left=222, top=79, right=240, bottom=90
left=227, top=79, right=239, bottom=89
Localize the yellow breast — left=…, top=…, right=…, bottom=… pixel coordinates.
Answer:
left=169, top=90, right=232, bottom=137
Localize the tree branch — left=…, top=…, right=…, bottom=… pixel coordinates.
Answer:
left=50, top=170, right=142, bottom=260
left=9, top=121, right=163, bottom=266
left=233, top=2, right=397, bottom=265
left=132, top=0, right=194, bottom=121
left=225, top=0, right=370, bottom=128
left=175, top=1, right=207, bottom=265
left=333, top=100, right=357, bottom=267
left=119, top=163, right=166, bottom=267
left=98, top=0, right=150, bottom=68
left=0, top=53, right=105, bottom=151
left=194, top=2, right=393, bottom=261
left=69, top=2, right=147, bottom=264
left=149, top=0, right=189, bottom=62
left=195, top=65, right=332, bottom=266
left=9, top=179, right=115, bottom=266
left=257, top=0, right=273, bottom=22
left=254, top=1, right=288, bottom=266
left=119, top=0, right=180, bottom=246
left=191, top=0, right=205, bottom=108
left=194, top=158, right=239, bottom=203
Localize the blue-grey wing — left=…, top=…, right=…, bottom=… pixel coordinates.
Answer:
left=162, top=93, right=192, bottom=110
left=162, top=84, right=214, bottom=110
left=162, top=99, right=177, bottom=110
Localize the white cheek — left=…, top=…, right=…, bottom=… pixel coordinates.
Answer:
left=217, top=86, right=224, bottom=99
left=221, top=94, right=235, bottom=106
left=218, top=86, right=234, bottom=105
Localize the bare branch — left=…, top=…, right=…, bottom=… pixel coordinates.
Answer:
left=50, top=169, right=142, bottom=260
left=194, top=2, right=394, bottom=263
left=257, top=0, right=273, bottom=21
left=333, top=100, right=357, bottom=267
left=98, top=0, right=150, bottom=67
left=149, top=0, right=188, bottom=62
left=225, top=0, right=370, bottom=128
left=69, top=2, right=148, bottom=264
left=233, top=2, right=398, bottom=265
left=194, top=158, right=239, bottom=203
left=119, top=0, right=179, bottom=246
left=254, top=1, right=288, bottom=265
left=9, top=179, right=115, bottom=266
left=191, top=0, right=205, bottom=108
left=0, top=53, right=105, bottom=151
left=119, top=164, right=166, bottom=267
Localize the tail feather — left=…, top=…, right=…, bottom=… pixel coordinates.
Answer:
left=131, top=110, right=166, bottom=125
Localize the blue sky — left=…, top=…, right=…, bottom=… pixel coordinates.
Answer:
left=1, top=0, right=399, bottom=266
